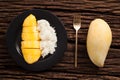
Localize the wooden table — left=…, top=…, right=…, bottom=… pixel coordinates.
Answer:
left=0, top=0, right=120, bottom=80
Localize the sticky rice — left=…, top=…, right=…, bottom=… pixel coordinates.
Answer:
left=37, top=19, right=57, bottom=58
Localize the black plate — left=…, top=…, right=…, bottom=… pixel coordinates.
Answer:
left=6, top=9, right=67, bottom=71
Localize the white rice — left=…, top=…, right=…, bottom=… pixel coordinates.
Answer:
left=37, top=19, right=57, bottom=58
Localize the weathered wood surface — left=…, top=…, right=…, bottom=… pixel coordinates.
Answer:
left=0, top=0, right=120, bottom=80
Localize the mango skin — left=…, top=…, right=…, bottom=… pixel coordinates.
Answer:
left=87, top=19, right=112, bottom=67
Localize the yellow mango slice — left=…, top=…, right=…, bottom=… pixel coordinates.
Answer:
left=22, top=32, right=40, bottom=40
left=23, top=14, right=37, bottom=27
left=87, top=19, right=112, bottom=67
left=22, top=49, right=41, bottom=64
left=21, top=14, right=41, bottom=64
left=21, top=41, right=40, bottom=49
left=22, top=26, right=38, bottom=32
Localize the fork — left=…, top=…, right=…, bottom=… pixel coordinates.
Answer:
left=73, top=15, right=81, bottom=68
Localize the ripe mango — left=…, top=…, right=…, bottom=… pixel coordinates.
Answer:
left=21, top=41, right=40, bottom=49
left=22, top=32, right=40, bottom=40
left=22, top=49, right=41, bottom=64
left=22, top=26, right=38, bottom=32
left=21, top=14, right=41, bottom=64
left=23, top=14, right=37, bottom=27
left=87, top=19, right=112, bottom=67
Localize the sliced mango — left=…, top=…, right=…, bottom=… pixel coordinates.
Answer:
left=22, top=49, right=41, bottom=64
left=21, top=14, right=41, bottom=64
left=22, top=26, right=38, bottom=32
left=22, top=32, right=40, bottom=40
left=23, top=14, right=37, bottom=27
left=21, top=41, right=40, bottom=49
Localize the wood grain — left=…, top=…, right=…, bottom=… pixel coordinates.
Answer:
left=0, top=0, right=120, bottom=80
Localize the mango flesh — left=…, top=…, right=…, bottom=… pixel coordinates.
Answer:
left=21, top=14, right=41, bottom=64
left=22, top=49, right=41, bottom=64
left=22, top=26, right=38, bottom=32
left=87, top=19, right=112, bottom=67
left=21, top=41, right=40, bottom=49
left=22, top=32, right=40, bottom=41
left=23, top=14, right=37, bottom=27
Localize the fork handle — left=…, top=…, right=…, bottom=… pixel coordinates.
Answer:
left=75, top=30, right=78, bottom=68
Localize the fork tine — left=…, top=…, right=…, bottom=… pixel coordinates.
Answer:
left=74, top=15, right=81, bottom=23
left=73, top=15, right=81, bottom=27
